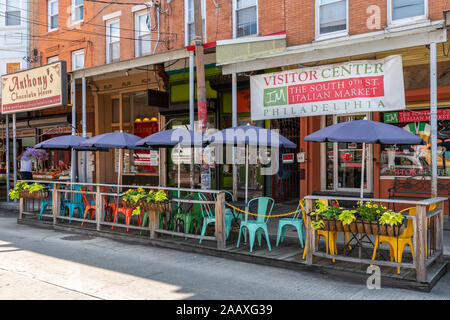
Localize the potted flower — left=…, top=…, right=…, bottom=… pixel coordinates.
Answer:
left=309, top=199, right=406, bottom=237
left=355, top=201, right=406, bottom=236
left=9, top=182, right=49, bottom=200
left=140, top=190, right=170, bottom=212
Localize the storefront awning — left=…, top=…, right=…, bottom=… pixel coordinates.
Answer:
left=70, top=48, right=190, bottom=80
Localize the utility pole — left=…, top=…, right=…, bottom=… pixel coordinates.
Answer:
left=193, top=0, right=209, bottom=189
left=193, top=0, right=206, bottom=134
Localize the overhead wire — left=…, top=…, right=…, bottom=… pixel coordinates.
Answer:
left=2, top=2, right=180, bottom=39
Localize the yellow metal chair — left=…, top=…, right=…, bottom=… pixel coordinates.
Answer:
left=302, top=199, right=349, bottom=261
left=371, top=207, right=415, bottom=274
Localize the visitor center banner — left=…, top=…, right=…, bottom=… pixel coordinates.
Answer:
left=250, top=55, right=405, bottom=120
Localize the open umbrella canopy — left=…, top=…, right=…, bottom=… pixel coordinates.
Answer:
left=34, top=135, right=108, bottom=151
left=79, top=131, right=144, bottom=149
left=304, top=120, right=425, bottom=145
left=208, top=124, right=297, bottom=148
left=135, top=128, right=206, bottom=148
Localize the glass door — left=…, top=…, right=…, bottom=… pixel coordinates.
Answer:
left=323, top=114, right=372, bottom=193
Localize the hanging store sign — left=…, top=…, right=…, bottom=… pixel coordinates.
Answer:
left=250, top=55, right=405, bottom=120
left=384, top=108, right=450, bottom=123
left=1, top=61, right=68, bottom=114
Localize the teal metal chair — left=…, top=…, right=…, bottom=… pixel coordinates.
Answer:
left=39, top=183, right=53, bottom=220
left=276, top=200, right=306, bottom=248
left=236, top=197, right=274, bottom=252
left=63, top=185, right=84, bottom=223
left=198, top=193, right=234, bottom=244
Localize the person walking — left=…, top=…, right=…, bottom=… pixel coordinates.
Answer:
left=17, top=151, right=33, bottom=181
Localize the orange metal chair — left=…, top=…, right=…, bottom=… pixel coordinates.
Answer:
left=81, top=187, right=96, bottom=226
left=112, top=203, right=142, bottom=232
left=103, top=186, right=117, bottom=222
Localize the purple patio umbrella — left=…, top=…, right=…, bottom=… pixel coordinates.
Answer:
left=135, top=128, right=206, bottom=195
left=80, top=131, right=147, bottom=210
left=34, top=135, right=109, bottom=151
left=208, top=124, right=297, bottom=203
left=304, top=119, right=425, bottom=199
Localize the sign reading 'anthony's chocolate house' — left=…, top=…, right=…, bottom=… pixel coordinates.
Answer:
left=1, top=61, right=68, bottom=114
left=250, top=55, right=406, bottom=120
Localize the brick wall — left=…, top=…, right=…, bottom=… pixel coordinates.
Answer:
left=35, top=0, right=447, bottom=69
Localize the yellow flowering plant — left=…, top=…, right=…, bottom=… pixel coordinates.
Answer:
left=357, top=200, right=388, bottom=221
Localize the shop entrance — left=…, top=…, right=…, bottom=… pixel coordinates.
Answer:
left=323, top=114, right=372, bottom=194
left=271, top=118, right=300, bottom=202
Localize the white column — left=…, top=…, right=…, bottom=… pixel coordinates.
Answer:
left=82, top=76, right=87, bottom=182
left=232, top=72, right=237, bottom=199
left=430, top=42, right=438, bottom=197
left=12, top=113, right=17, bottom=201
left=189, top=52, right=195, bottom=189
left=5, top=115, right=9, bottom=202
left=71, top=77, right=77, bottom=183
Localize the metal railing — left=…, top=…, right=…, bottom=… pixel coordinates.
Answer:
left=303, top=195, right=447, bottom=282
left=18, top=180, right=227, bottom=249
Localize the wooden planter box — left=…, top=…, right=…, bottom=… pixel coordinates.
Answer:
left=138, top=200, right=172, bottom=213
left=19, top=189, right=49, bottom=200
left=311, top=215, right=406, bottom=237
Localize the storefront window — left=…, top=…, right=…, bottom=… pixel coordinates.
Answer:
left=323, top=114, right=371, bottom=191
left=121, top=91, right=160, bottom=177
left=380, top=109, right=450, bottom=177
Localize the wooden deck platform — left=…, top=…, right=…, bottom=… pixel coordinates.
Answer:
left=18, top=213, right=448, bottom=292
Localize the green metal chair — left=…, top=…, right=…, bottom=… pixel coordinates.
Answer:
left=198, top=192, right=234, bottom=244
left=275, top=200, right=305, bottom=248
left=236, top=196, right=274, bottom=252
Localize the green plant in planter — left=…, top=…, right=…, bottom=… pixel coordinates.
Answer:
left=312, top=200, right=341, bottom=219
left=123, top=188, right=146, bottom=205
left=132, top=206, right=141, bottom=216
left=28, top=183, right=45, bottom=193
left=357, top=200, right=387, bottom=221
left=311, top=219, right=324, bottom=230
left=9, top=181, right=37, bottom=200
left=145, top=190, right=156, bottom=203
left=154, top=190, right=168, bottom=202
left=338, top=210, right=357, bottom=226
left=9, top=189, right=19, bottom=200
left=379, top=210, right=404, bottom=226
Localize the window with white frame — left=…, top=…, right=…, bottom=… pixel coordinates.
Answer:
left=234, top=0, right=257, bottom=38
left=48, top=0, right=58, bottom=31
left=106, top=20, right=120, bottom=63
left=5, top=0, right=21, bottom=26
left=317, top=0, right=347, bottom=37
left=47, top=56, right=58, bottom=64
left=72, top=49, right=84, bottom=70
left=185, top=0, right=206, bottom=45
left=72, top=0, right=84, bottom=24
left=135, top=12, right=151, bottom=57
left=389, top=0, right=427, bottom=24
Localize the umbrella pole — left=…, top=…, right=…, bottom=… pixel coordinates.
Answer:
left=245, top=144, right=249, bottom=205
left=115, top=148, right=122, bottom=219
left=360, top=143, right=366, bottom=201
left=178, top=147, right=181, bottom=198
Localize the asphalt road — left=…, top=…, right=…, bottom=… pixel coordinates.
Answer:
left=0, top=210, right=449, bottom=300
